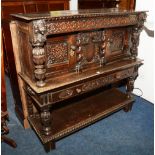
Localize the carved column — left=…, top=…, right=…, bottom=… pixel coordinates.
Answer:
left=124, top=76, right=135, bottom=112
left=130, top=13, right=147, bottom=59
left=30, top=20, right=47, bottom=87
left=41, top=108, right=52, bottom=136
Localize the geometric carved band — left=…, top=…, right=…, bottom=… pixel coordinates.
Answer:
left=46, top=15, right=138, bottom=35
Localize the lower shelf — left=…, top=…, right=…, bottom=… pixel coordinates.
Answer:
left=28, top=88, right=134, bottom=144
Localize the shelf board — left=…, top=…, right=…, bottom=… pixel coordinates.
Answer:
left=28, top=88, right=134, bottom=144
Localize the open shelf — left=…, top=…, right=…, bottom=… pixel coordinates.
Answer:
left=28, top=88, right=134, bottom=144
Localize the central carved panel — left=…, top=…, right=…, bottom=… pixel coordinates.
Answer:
left=75, top=30, right=103, bottom=69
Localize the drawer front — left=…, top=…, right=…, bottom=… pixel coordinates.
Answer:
left=50, top=67, right=135, bottom=103
left=26, top=67, right=135, bottom=107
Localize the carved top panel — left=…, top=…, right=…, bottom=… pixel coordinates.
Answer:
left=11, top=9, right=147, bottom=21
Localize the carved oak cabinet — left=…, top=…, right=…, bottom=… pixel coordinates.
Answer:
left=10, top=9, right=146, bottom=152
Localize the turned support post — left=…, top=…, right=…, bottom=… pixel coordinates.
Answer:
left=41, top=108, right=52, bottom=136
left=26, top=95, right=34, bottom=117
left=124, top=77, right=135, bottom=112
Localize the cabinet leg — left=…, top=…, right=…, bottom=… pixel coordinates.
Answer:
left=124, top=77, right=135, bottom=112
left=27, top=95, right=34, bottom=117
left=44, top=141, right=55, bottom=152
left=123, top=102, right=133, bottom=112
left=126, top=77, right=134, bottom=99
left=41, top=108, right=52, bottom=136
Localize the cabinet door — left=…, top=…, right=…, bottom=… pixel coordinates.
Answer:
left=105, top=28, right=130, bottom=62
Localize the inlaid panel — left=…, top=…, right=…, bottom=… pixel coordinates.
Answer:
left=46, top=42, right=68, bottom=66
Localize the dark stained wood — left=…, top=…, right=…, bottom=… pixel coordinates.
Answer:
left=1, top=0, right=69, bottom=128
left=28, top=88, right=134, bottom=144
left=10, top=9, right=146, bottom=151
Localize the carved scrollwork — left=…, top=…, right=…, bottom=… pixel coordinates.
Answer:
left=59, top=89, right=74, bottom=99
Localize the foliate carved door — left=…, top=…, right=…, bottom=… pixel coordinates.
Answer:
left=105, top=28, right=130, bottom=62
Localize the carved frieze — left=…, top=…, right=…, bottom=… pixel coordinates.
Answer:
left=46, top=15, right=138, bottom=35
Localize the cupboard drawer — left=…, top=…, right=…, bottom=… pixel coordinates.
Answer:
left=36, top=67, right=135, bottom=105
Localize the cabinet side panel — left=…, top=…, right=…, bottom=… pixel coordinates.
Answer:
left=10, top=21, right=30, bottom=128
left=18, top=30, right=34, bottom=80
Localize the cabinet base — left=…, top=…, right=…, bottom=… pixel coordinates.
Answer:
left=28, top=88, right=134, bottom=150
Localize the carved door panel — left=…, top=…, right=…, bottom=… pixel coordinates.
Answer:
left=71, top=30, right=105, bottom=72
left=45, top=35, right=70, bottom=77
left=45, top=30, right=105, bottom=77
left=105, top=28, right=130, bottom=62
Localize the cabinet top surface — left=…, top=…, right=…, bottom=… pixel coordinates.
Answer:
left=11, top=8, right=147, bottom=21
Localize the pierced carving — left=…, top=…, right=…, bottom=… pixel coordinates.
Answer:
left=46, top=42, right=68, bottom=65
left=30, top=20, right=47, bottom=87
left=41, top=109, right=52, bottom=136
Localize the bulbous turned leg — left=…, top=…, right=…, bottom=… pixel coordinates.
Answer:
left=123, top=77, right=135, bottom=112
left=40, top=108, right=52, bottom=136
left=44, top=141, right=55, bottom=152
